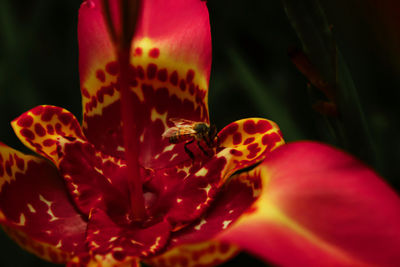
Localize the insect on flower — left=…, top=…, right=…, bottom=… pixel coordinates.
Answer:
left=162, top=118, right=218, bottom=160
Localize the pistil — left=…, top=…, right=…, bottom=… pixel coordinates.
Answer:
left=102, top=0, right=145, bottom=221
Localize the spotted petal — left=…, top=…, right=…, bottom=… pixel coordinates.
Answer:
left=67, top=253, right=140, bottom=267
left=147, top=241, right=239, bottom=267
left=217, top=118, right=285, bottom=182
left=11, top=105, right=85, bottom=165
left=146, top=166, right=261, bottom=267
left=217, top=142, right=400, bottom=266
left=79, top=0, right=211, bottom=165
left=86, top=208, right=171, bottom=258
left=0, top=143, right=87, bottom=263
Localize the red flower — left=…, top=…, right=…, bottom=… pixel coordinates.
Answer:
left=1, top=1, right=400, bottom=266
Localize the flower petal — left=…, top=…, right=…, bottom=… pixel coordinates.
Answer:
left=169, top=170, right=261, bottom=246
left=144, top=118, right=282, bottom=227
left=146, top=241, right=238, bottom=267
left=11, top=105, right=85, bottom=164
left=0, top=143, right=87, bottom=263
left=12, top=106, right=131, bottom=218
left=78, top=0, right=211, bottom=162
left=145, top=168, right=261, bottom=266
left=217, top=118, right=284, bottom=182
left=86, top=208, right=171, bottom=258
left=217, top=142, right=400, bottom=267
left=56, top=138, right=131, bottom=217
left=67, top=253, right=140, bottom=267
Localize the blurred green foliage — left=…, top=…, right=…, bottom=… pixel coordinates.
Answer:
left=0, top=0, right=399, bottom=266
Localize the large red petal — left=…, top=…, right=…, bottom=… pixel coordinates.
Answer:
left=79, top=0, right=211, bottom=162
left=217, top=142, right=400, bottom=267
left=0, top=143, right=87, bottom=263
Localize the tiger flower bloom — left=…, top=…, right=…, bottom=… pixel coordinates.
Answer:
left=1, top=0, right=400, bottom=266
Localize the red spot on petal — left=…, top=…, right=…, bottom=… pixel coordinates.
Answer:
left=157, top=68, right=168, bottom=82
left=46, top=125, right=54, bottom=135
left=17, top=115, right=33, bottom=127
left=0, top=164, right=4, bottom=177
left=147, top=63, right=157, bottom=79
left=243, top=120, right=257, bottom=134
left=20, top=129, right=35, bottom=140
left=230, top=149, right=243, bottom=156
left=130, top=79, right=138, bottom=87
left=233, top=132, right=242, bottom=145
left=179, top=79, right=186, bottom=91
left=32, top=106, right=44, bottom=115
left=219, top=123, right=239, bottom=143
left=189, top=83, right=195, bottom=95
left=113, top=251, right=126, bottom=261
left=80, top=254, right=91, bottom=265
left=34, top=123, right=46, bottom=137
left=96, top=70, right=106, bottom=82
left=137, top=65, right=145, bottom=79
left=220, top=243, right=230, bottom=253
left=43, top=139, right=56, bottom=147
left=247, top=143, right=261, bottom=159
left=208, top=244, right=216, bottom=253
left=106, top=62, right=119, bottom=75
left=256, top=120, right=273, bottom=133
left=91, top=96, right=98, bottom=108
left=14, top=155, right=25, bottom=171
left=55, top=123, right=65, bottom=135
left=59, top=113, right=72, bottom=125
left=134, top=47, right=142, bottom=56
left=41, top=107, right=60, bottom=122
left=149, top=48, right=160, bottom=58
left=5, top=161, right=11, bottom=176
left=186, top=69, right=195, bottom=83
left=32, top=143, right=42, bottom=151
left=243, top=137, right=255, bottom=145
left=82, top=88, right=90, bottom=98
left=170, top=71, right=178, bottom=86
left=262, top=132, right=282, bottom=146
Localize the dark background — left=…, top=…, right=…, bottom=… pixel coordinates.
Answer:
left=1, top=0, right=399, bottom=266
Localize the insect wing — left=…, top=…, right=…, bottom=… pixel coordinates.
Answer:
left=169, top=118, right=199, bottom=127
left=162, top=125, right=196, bottom=138
left=162, top=127, right=180, bottom=138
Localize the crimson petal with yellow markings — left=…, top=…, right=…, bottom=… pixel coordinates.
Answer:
left=79, top=0, right=211, bottom=167
left=217, top=142, right=400, bottom=267
left=0, top=143, right=87, bottom=263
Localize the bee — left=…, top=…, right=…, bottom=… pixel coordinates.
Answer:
left=162, top=118, right=218, bottom=161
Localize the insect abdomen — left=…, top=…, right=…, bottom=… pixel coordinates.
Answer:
left=169, top=132, right=193, bottom=144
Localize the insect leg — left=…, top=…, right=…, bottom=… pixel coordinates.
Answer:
left=215, top=134, right=220, bottom=147
left=184, top=139, right=195, bottom=161
left=197, top=141, right=210, bottom=157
